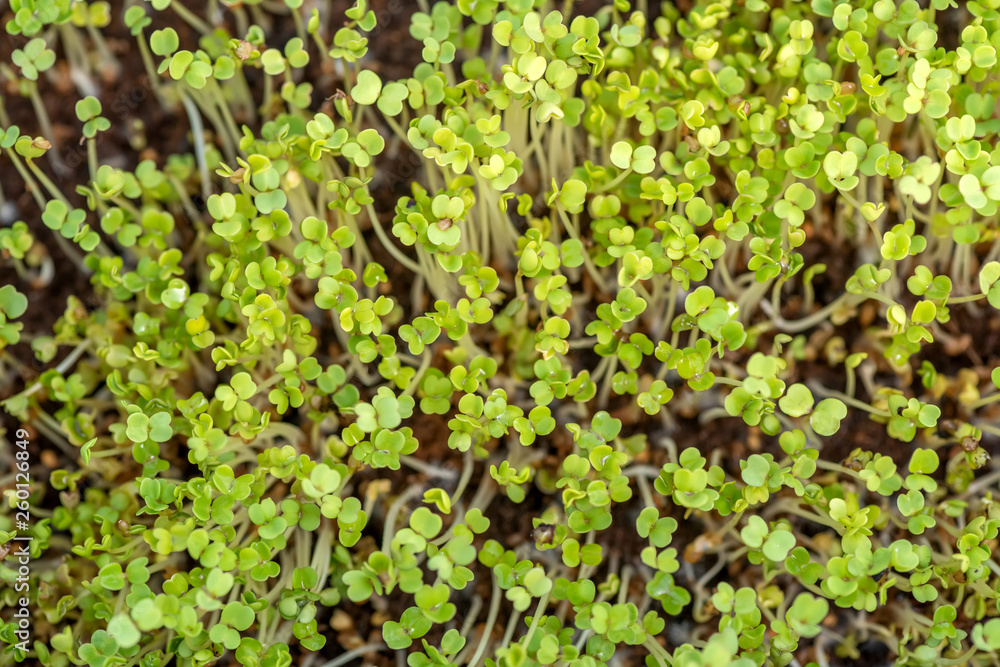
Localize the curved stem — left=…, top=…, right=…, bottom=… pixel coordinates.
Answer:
left=450, top=449, right=476, bottom=507
left=643, top=637, right=672, bottom=667
left=25, top=158, right=69, bottom=206
left=807, top=381, right=891, bottom=417
left=318, top=643, right=387, bottom=667
left=467, top=578, right=503, bottom=667
left=592, top=167, right=633, bottom=195
left=398, top=454, right=458, bottom=480
left=15, top=340, right=91, bottom=401
left=947, top=293, right=986, bottom=305
left=759, top=291, right=855, bottom=333
left=402, top=351, right=433, bottom=398
left=180, top=91, right=212, bottom=200
left=26, top=83, right=63, bottom=172
left=170, top=0, right=213, bottom=34
left=3, top=148, right=46, bottom=210
left=381, top=484, right=424, bottom=549
left=365, top=199, right=424, bottom=276
left=557, top=208, right=609, bottom=294
left=634, top=472, right=656, bottom=510
left=499, top=608, right=522, bottom=652
left=814, top=459, right=864, bottom=480
left=521, top=587, right=551, bottom=652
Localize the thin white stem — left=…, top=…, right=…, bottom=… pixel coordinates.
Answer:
left=318, top=643, right=387, bottom=667
left=467, top=578, right=503, bottom=667
left=180, top=91, right=212, bottom=200
left=382, top=485, right=424, bottom=549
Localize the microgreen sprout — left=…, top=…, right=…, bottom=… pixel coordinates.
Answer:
left=6, top=2, right=1000, bottom=667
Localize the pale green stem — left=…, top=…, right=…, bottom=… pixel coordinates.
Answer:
left=634, top=473, right=657, bottom=512
left=591, top=167, right=634, bottom=195
left=597, top=355, right=618, bottom=409
left=382, top=485, right=424, bottom=549
left=936, top=647, right=978, bottom=666
left=760, top=292, right=855, bottom=333
left=170, top=0, right=213, bottom=34
left=643, top=637, right=672, bottom=667
left=845, top=361, right=858, bottom=399
left=399, top=454, right=458, bottom=480
left=26, top=82, right=62, bottom=171
left=86, top=137, right=98, bottom=184
left=807, top=382, right=891, bottom=417
left=133, top=29, right=164, bottom=102
left=450, top=450, right=475, bottom=507
left=402, top=351, right=433, bottom=398
left=766, top=499, right=843, bottom=532
left=289, top=6, right=307, bottom=45
left=363, top=199, right=423, bottom=275
left=24, top=158, right=69, bottom=206
left=947, top=293, right=987, bottom=304
left=499, top=608, right=522, bottom=652
left=3, top=147, right=46, bottom=209
left=717, top=251, right=740, bottom=298
left=31, top=411, right=75, bottom=456
left=520, top=588, right=551, bottom=652
left=209, top=79, right=244, bottom=152
left=814, top=459, right=864, bottom=479
left=467, top=578, right=502, bottom=667
left=557, top=208, right=609, bottom=293
left=180, top=91, right=212, bottom=200
left=83, top=11, right=119, bottom=74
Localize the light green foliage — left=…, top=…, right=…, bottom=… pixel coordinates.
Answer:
left=5, top=2, right=1000, bottom=667
left=75, top=96, right=110, bottom=138
left=11, top=37, right=55, bottom=80
left=0, top=285, right=28, bottom=349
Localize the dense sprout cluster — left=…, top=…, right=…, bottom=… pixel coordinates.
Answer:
left=3, top=0, right=1000, bottom=666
